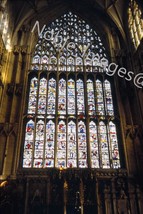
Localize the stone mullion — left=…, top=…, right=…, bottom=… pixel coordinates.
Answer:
left=12, top=46, right=29, bottom=176
left=46, top=178, right=51, bottom=213
left=54, top=57, right=59, bottom=167
left=128, top=181, right=138, bottom=214
left=1, top=131, right=9, bottom=178
left=111, top=179, right=117, bottom=214
left=104, top=183, right=112, bottom=214
left=64, top=179, right=68, bottom=214
left=24, top=178, right=29, bottom=214
left=136, top=185, right=143, bottom=214
left=80, top=178, right=84, bottom=214
left=95, top=179, right=100, bottom=214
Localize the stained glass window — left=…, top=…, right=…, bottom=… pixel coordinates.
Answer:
left=68, top=79, right=75, bottom=114
left=38, top=78, right=47, bottom=115
left=56, top=120, right=66, bottom=167
left=58, top=79, right=66, bottom=115
left=104, top=80, right=114, bottom=116
left=128, top=0, right=143, bottom=49
left=89, top=121, right=99, bottom=168
left=77, top=79, right=85, bottom=115
left=45, top=120, right=55, bottom=167
left=28, top=77, right=38, bottom=114
left=98, top=122, right=110, bottom=169
left=96, top=80, right=104, bottom=116
left=47, top=78, right=56, bottom=114
left=87, top=79, right=95, bottom=115
left=34, top=120, right=45, bottom=168
left=23, top=12, right=121, bottom=169
left=67, top=120, right=77, bottom=167
left=78, top=120, right=87, bottom=168
left=23, top=120, right=34, bottom=168
left=108, top=121, right=120, bottom=168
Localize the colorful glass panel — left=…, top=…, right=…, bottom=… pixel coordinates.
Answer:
left=56, top=120, right=66, bottom=167
left=47, top=78, right=56, bottom=114
left=28, top=77, right=38, bottom=114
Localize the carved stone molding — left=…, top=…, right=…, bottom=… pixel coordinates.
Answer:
left=7, top=83, right=15, bottom=95
left=0, top=122, right=18, bottom=136
left=21, top=45, right=28, bottom=55
left=13, top=45, right=21, bottom=55
left=13, top=45, right=28, bottom=55
left=6, top=83, right=23, bottom=96
left=15, top=83, right=23, bottom=96
left=125, top=124, right=142, bottom=139
left=16, top=168, right=127, bottom=180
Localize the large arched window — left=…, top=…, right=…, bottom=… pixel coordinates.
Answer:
left=23, top=12, right=120, bottom=169
left=128, top=0, right=143, bottom=49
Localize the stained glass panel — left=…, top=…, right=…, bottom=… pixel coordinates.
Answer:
left=108, top=122, right=120, bottom=168
left=56, top=120, right=66, bottom=167
left=67, top=120, right=77, bottom=167
left=23, top=11, right=121, bottom=170
left=33, top=120, right=45, bottom=168
left=68, top=79, right=75, bottom=114
left=104, top=80, right=114, bottom=116
left=77, top=79, right=85, bottom=115
left=96, top=80, right=104, bottom=116
left=98, top=122, right=110, bottom=168
left=87, top=79, right=95, bottom=115
left=89, top=121, right=99, bottom=168
left=78, top=120, right=87, bottom=168
left=45, top=120, right=55, bottom=167
left=47, top=78, right=56, bottom=114
left=58, top=79, right=66, bottom=115
left=23, top=120, right=34, bottom=168
left=28, top=77, right=38, bottom=114
left=128, top=1, right=143, bottom=48
left=38, top=78, right=47, bottom=114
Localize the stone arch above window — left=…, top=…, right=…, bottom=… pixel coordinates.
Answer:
left=22, top=11, right=121, bottom=169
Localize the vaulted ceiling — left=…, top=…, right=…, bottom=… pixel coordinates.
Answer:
left=9, top=0, right=131, bottom=42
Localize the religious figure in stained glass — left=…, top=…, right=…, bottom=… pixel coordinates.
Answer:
left=23, top=12, right=120, bottom=169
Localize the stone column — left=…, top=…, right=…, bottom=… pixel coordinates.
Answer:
left=111, top=179, right=117, bottom=214
left=24, top=178, right=29, bottom=214
left=63, top=180, right=68, bottom=214
left=104, top=183, right=112, bottom=214
left=128, top=181, right=138, bottom=214
left=136, top=185, right=143, bottom=214
left=80, top=178, right=84, bottom=214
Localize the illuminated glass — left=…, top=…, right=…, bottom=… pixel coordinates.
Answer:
left=67, top=120, right=77, bottom=167
left=68, top=79, right=75, bottom=114
left=47, top=78, right=56, bottom=114
left=87, top=79, right=95, bottom=115
left=45, top=120, right=55, bottom=167
left=77, top=79, right=85, bottom=115
left=128, top=0, right=143, bottom=49
left=38, top=78, right=47, bottom=114
left=104, top=80, right=114, bottom=116
left=89, top=121, right=99, bottom=168
left=56, top=120, right=66, bottom=167
left=23, top=12, right=121, bottom=169
left=78, top=120, right=87, bottom=168
left=58, top=79, right=66, bottom=115
left=28, top=77, right=38, bottom=114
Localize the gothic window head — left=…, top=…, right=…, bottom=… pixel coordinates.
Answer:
left=128, top=0, right=143, bottom=49
left=23, top=12, right=121, bottom=169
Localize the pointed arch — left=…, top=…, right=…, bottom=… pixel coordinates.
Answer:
left=22, top=11, right=121, bottom=169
